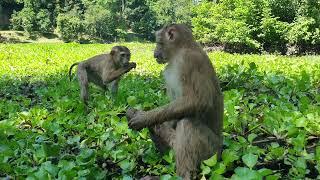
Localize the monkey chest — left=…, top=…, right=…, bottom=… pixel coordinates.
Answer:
left=163, top=63, right=183, bottom=99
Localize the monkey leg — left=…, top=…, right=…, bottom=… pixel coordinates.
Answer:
left=174, top=119, right=220, bottom=180
left=109, top=79, right=119, bottom=95
left=77, top=64, right=89, bottom=105
left=149, top=121, right=176, bottom=154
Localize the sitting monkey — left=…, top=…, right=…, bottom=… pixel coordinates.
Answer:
left=69, top=46, right=136, bottom=107
left=126, top=24, right=223, bottom=180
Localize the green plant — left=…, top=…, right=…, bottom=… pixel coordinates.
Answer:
left=83, top=5, right=117, bottom=42
left=56, top=9, right=83, bottom=42
left=0, top=43, right=319, bottom=179
left=10, top=7, right=36, bottom=33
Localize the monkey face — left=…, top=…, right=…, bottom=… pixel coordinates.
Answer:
left=154, top=25, right=179, bottom=64
left=154, top=32, right=171, bottom=64
left=154, top=42, right=167, bottom=64
left=111, top=46, right=131, bottom=67
left=118, top=51, right=131, bottom=67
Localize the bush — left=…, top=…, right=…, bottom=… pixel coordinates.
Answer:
left=149, top=0, right=192, bottom=26
left=124, top=0, right=158, bottom=40
left=10, top=7, right=36, bottom=33
left=192, top=0, right=320, bottom=54
left=36, top=9, right=53, bottom=33
left=192, top=1, right=260, bottom=52
left=287, top=17, right=319, bottom=46
left=259, top=16, right=288, bottom=53
left=83, top=5, right=117, bottom=42
left=56, top=10, right=83, bottom=42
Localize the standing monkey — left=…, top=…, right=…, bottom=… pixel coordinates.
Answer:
left=126, top=24, right=223, bottom=179
left=69, top=46, right=136, bottom=106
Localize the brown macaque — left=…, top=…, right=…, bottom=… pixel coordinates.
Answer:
left=126, top=24, right=223, bottom=180
left=69, top=46, right=136, bottom=107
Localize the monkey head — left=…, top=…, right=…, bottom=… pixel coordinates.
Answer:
left=111, top=46, right=131, bottom=67
left=154, top=24, right=194, bottom=64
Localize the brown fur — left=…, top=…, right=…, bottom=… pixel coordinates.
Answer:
left=126, top=24, right=223, bottom=179
left=69, top=46, right=136, bottom=107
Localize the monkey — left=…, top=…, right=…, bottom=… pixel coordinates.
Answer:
left=126, top=24, right=223, bottom=180
left=69, top=46, right=136, bottom=107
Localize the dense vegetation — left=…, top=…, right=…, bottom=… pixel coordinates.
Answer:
left=1, top=0, right=319, bottom=53
left=0, top=43, right=319, bottom=179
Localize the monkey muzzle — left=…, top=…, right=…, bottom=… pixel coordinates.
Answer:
left=154, top=52, right=166, bottom=64
left=123, top=62, right=129, bottom=67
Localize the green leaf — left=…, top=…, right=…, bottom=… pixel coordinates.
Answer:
left=58, top=160, right=75, bottom=170
left=119, top=159, right=135, bottom=172
left=163, top=150, right=174, bottom=163
left=67, top=135, right=80, bottom=145
left=295, top=117, right=306, bottom=128
left=127, top=96, right=137, bottom=106
left=266, top=175, right=280, bottom=180
left=123, top=175, right=133, bottom=180
left=76, top=148, right=95, bottom=165
left=233, top=167, right=261, bottom=180
left=33, top=167, right=48, bottom=179
left=42, top=142, right=60, bottom=157
left=209, top=173, right=224, bottom=180
left=213, top=163, right=226, bottom=175
left=315, top=146, right=320, bottom=161
left=242, top=153, right=258, bottom=169
left=249, top=62, right=257, bottom=70
left=258, top=168, right=273, bottom=176
left=139, top=128, right=149, bottom=139
left=294, top=157, right=306, bottom=169
left=248, top=133, right=257, bottom=143
left=203, top=154, right=217, bottom=167
left=222, top=149, right=239, bottom=165
left=237, top=136, right=247, bottom=144
left=78, top=169, right=90, bottom=177
left=122, top=175, right=133, bottom=180
left=201, top=165, right=211, bottom=175
left=42, top=161, right=58, bottom=176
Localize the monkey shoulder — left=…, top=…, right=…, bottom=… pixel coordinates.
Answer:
left=183, top=49, right=208, bottom=64
left=87, top=54, right=112, bottom=72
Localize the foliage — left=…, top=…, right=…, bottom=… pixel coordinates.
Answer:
left=7, top=0, right=320, bottom=53
left=192, top=0, right=320, bottom=53
left=124, top=0, right=158, bottom=40
left=192, top=0, right=262, bottom=52
left=56, top=9, right=83, bottom=42
left=0, top=43, right=319, bottom=179
left=83, top=5, right=117, bottom=42
left=148, top=0, right=193, bottom=26
left=10, top=7, right=36, bottom=33
left=36, top=9, right=53, bottom=33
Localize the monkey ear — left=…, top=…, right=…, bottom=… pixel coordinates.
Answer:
left=166, top=27, right=176, bottom=41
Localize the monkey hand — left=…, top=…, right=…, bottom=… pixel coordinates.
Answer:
left=128, top=62, right=136, bottom=69
left=128, top=111, right=147, bottom=130
left=126, top=107, right=139, bottom=120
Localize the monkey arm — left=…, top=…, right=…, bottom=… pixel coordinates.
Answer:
left=128, top=81, right=208, bottom=129
left=102, top=63, right=136, bottom=85
left=145, top=68, right=215, bottom=126
left=102, top=69, right=127, bottom=84
left=128, top=54, right=216, bottom=130
left=102, top=68, right=130, bottom=84
left=144, top=95, right=209, bottom=127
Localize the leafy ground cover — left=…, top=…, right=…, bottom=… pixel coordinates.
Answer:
left=0, top=43, right=319, bottom=179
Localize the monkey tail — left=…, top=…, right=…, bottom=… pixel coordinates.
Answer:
left=68, top=62, right=79, bottom=81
